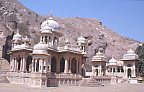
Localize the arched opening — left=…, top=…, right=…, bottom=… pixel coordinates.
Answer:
left=36, top=59, right=40, bottom=72
left=45, top=36, right=47, bottom=44
left=96, top=69, right=98, bottom=76
left=60, top=58, right=65, bottom=73
left=71, top=58, right=77, bottom=73
left=128, top=69, right=131, bottom=78
left=26, top=56, right=32, bottom=72
left=51, top=57, right=57, bottom=73
left=53, top=37, right=57, bottom=46
left=17, top=58, right=21, bottom=70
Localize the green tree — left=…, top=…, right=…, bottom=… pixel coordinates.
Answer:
left=135, top=44, right=144, bottom=74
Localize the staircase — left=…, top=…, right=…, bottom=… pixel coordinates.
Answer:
left=76, top=78, right=104, bottom=87
left=0, top=74, right=10, bottom=83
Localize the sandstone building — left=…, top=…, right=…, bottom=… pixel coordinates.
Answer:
left=8, top=12, right=88, bottom=87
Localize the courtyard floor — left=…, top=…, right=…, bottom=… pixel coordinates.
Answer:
left=0, top=83, right=144, bottom=92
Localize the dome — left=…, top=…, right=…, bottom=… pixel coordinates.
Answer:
left=20, top=43, right=29, bottom=49
left=109, top=57, right=117, bottom=63
left=91, top=51, right=105, bottom=62
left=96, top=51, right=103, bottom=56
left=33, top=42, right=48, bottom=54
left=41, top=12, right=59, bottom=32
left=122, top=49, right=139, bottom=60
left=41, top=19, right=59, bottom=30
left=108, top=57, right=117, bottom=66
left=77, top=36, right=86, bottom=43
left=127, top=49, right=135, bottom=54
left=13, top=30, right=22, bottom=41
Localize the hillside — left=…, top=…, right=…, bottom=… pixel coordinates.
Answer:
left=0, top=0, right=140, bottom=71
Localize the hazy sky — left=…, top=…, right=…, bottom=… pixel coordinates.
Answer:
left=18, top=0, right=144, bottom=42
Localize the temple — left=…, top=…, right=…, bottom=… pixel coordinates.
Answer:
left=8, top=12, right=88, bottom=87
left=6, top=12, right=140, bottom=87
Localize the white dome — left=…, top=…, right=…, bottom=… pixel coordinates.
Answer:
left=91, top=51, right=105, bottom=62
left=77, top=36, right=86, bottom=43
left=41, top=19, right=59, bottom=29
left=20, top=43, right=29, bottom=49
left=127, top=49, right=135, bottom=54
left=33, top=42, right=48, bottom=54
left=122, top=49, right=139, bottom=60
left=108, top=57, right=117, bottom=66
left=13, top=30, right=22, bottom=41
left=109, top=58, right=117, bottom=63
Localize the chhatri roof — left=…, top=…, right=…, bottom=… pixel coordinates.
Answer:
left=91, top=51, right=106, bottom=62
left=122, top=49, right=139, bottom=61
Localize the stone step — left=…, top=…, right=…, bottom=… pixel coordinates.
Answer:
left=76, top=78, right=104, bottom=87
left=0, top=75, right=10, bottom=83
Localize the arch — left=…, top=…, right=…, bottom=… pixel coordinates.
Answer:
left=71, top=58, right=77, bottom=73
left=26, top=56, right=32, bottom=71
left=96, top=69, right=98, bottom=76
left=60, top=57, right=65, bottom=73
left=17, top=58, right=21, bottom=70
left=45, top=36, right=48, bottom=44
left=53, top=37, right=58, bottom=46
left=128, top=69, right=131, bottom=78
left=51, top=57, right=57, bottom=73
left=36, top=59, right=40, bottom=72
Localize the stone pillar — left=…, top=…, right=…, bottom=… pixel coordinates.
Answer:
left=35, top=59, right=37, bottom=72
left=133, top=62, right=136, bottom=77
left=64, top=60, right=68, bottom=73
left=39, top=60, right=41, bottom=72
left=69, top=60, right=72, bottom=73
left=22, top=55, right=26, bottom=72
left=115, top=67, right=117, bottom=77
left=46, top=60, right=48, bottom=73
left=99, top=63, right=102, bottom=76
left=32, top=59, right=34, bottom=72
left=41, top=60, right=44, bottom=72
left=125, top=69, right=127, bottom=78
left=11, top=56, right=14, bottom=71
left=20, top=58, right=23, bottom=71
left=14, top=57, right=17, bottom=71
left=112, top=68, right=114, bottom=76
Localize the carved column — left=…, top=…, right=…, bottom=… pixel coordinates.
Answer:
left=22, top=55, right=26, bottom=72
left=64, top=60, right=68, bottom=73
left=31, top=59, right=34, bottom=72
left=35, top=59, right=37, bottom=72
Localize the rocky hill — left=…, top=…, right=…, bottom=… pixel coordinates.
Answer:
left=0, top=0, right=140, bottom=71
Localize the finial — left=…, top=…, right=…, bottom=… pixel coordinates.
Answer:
left=50, top=10, right=52, bottom=17
left=49, top=10, right=53, bottom=19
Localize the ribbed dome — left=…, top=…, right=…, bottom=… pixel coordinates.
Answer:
left=33, top=42, right=48, bottom=54
left=77, top=36, right=86, bottom=43
left=13, top=30, right=22, bottom=41
left=41, top=19, right=59, bottom=30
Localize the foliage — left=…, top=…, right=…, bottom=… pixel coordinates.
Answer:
left=135, top=44, right=144, bottom=74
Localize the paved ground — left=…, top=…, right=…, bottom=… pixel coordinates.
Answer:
left=0, top=83, right=144, bottom=92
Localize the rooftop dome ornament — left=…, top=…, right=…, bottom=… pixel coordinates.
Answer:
left=49, top=10, right=53, bottom=20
